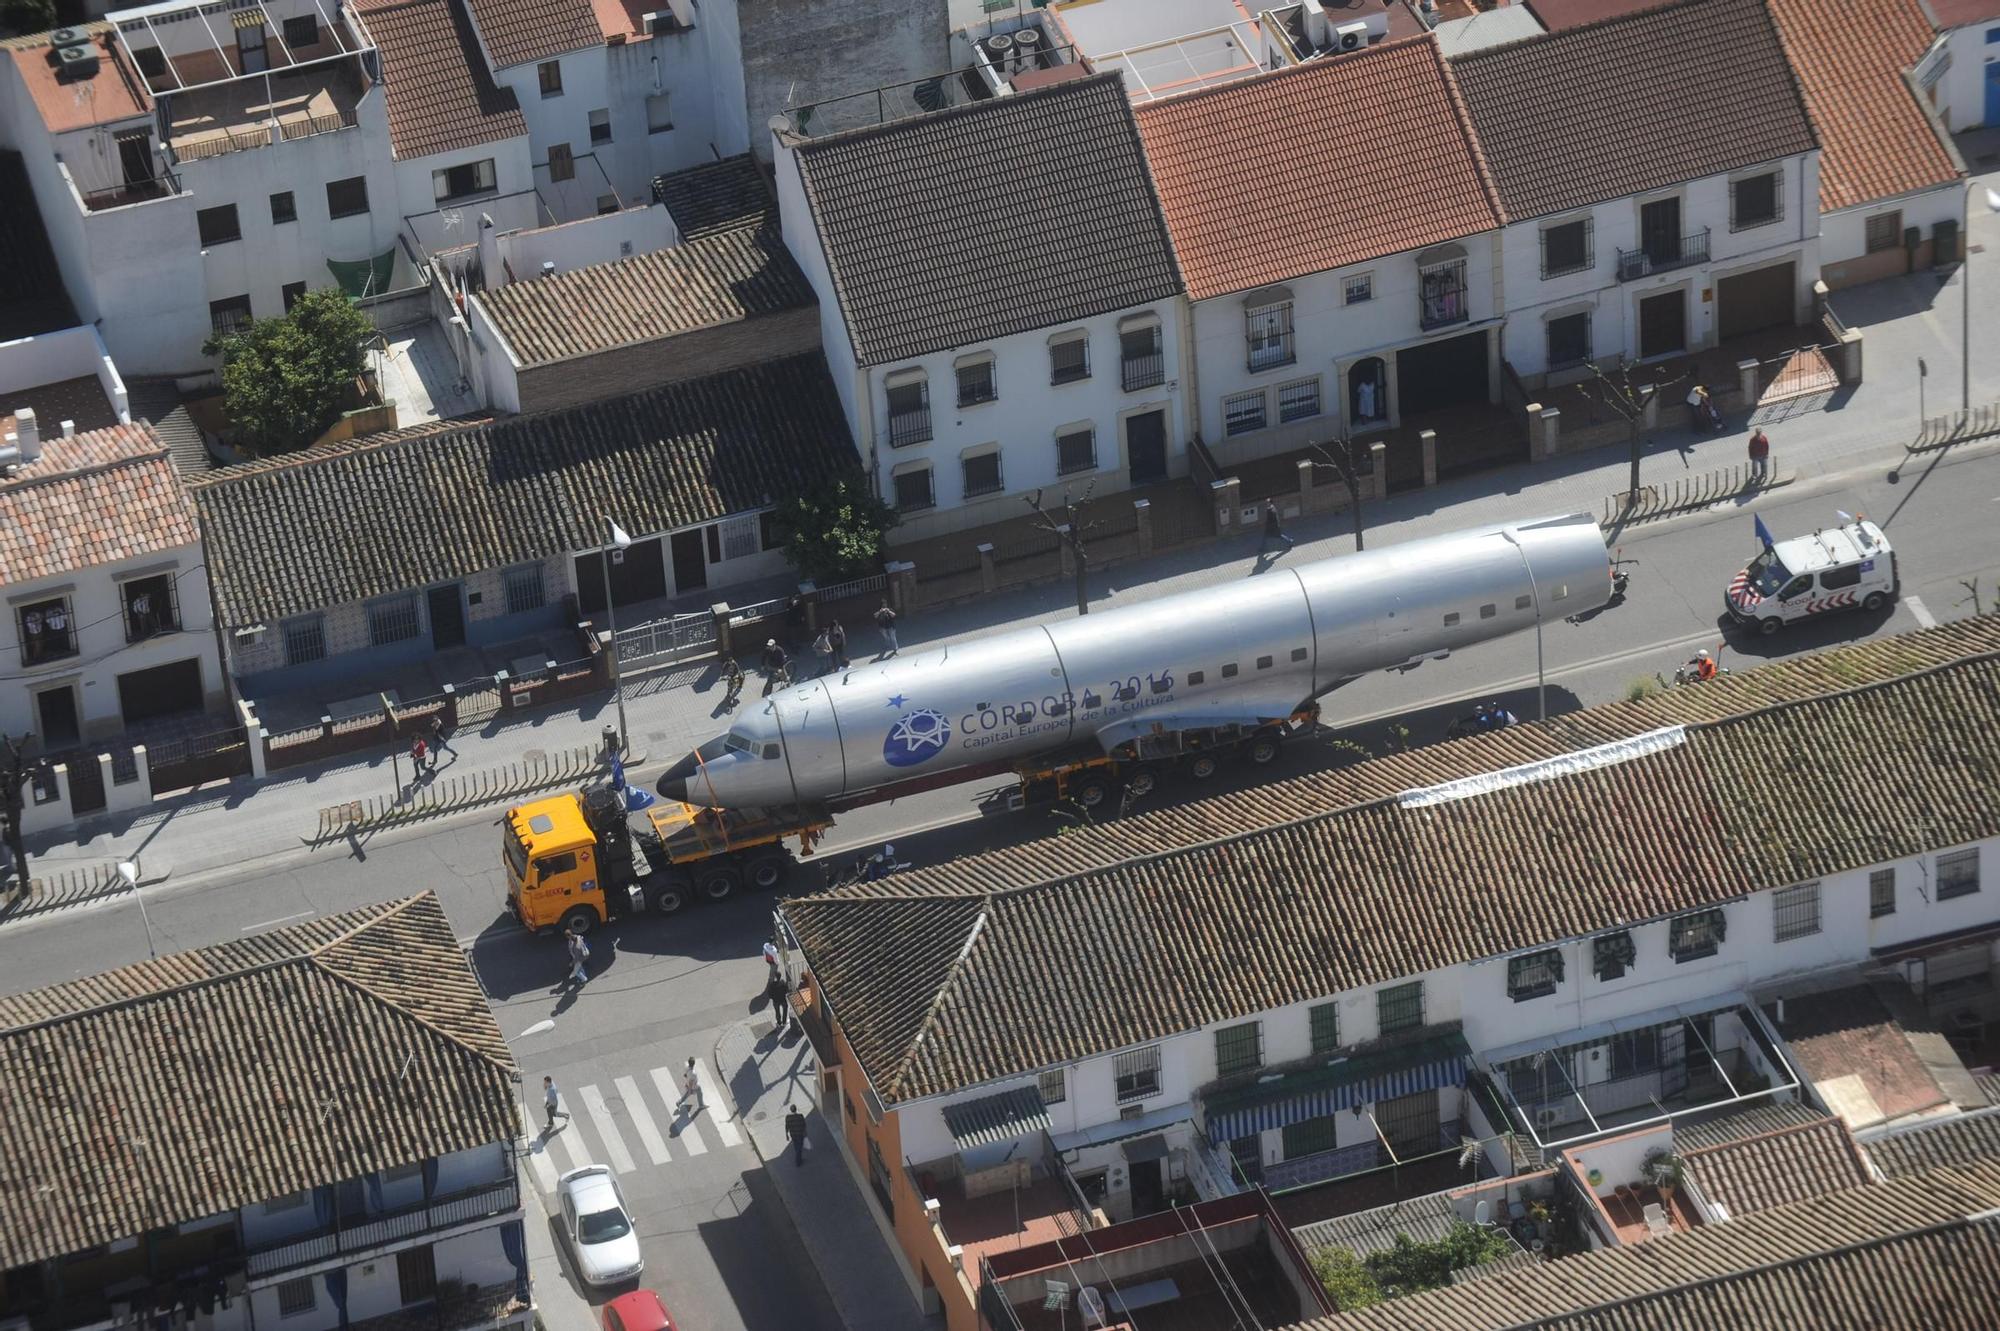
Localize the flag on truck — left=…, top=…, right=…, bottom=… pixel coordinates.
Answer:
left=611, top=757, right=655, bottom=810
left=1754, top=514, right=1776, bottom=549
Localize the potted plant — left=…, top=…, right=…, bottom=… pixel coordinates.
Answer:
left=1642, top=1149, right=1687, bottom=1194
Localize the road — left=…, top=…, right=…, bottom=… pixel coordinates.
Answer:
left=4, top=443, right=1997, bottom=1331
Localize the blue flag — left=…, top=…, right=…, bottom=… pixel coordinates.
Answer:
left=623, top=785, right=656, bottom=811
left=1754, top=514, right=1775, bottom=549
left=610, top=756, right=627, bottom=790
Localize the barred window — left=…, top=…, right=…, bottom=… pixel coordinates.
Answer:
left=1864, top=210, right=1902, bottom=254
left=1870, top=868, right=1896, bottom=918
left=1376, top=981, right=1424, bottom=1035
left=1507, top=948, right=1564, bottom=1001
left=1937, top=848, right=1981, bottom=900
left=504, top=564, right=546, bottom=616
left=1773, top=882, right=1822, bottom=942
left=368, top=595, right=421, bottom=647
left=1276, top=377, right=1321, bottom=423
left=1114, top=1045, right=1162, bottom=1102
left=277, top=1279, right=315, bottom=1317
left=866, top=1134, right=894, bottom=1220
left=282, top=615, right=326, bottom=666
left=1214, top=1021, right=1262, bottom=1078
left=1608, top=1028, right=1658, bottom=1077
left=1730, top=171, right=1781, bottom=231
left=1540, top=217, right=1592, bottom=277
left=1281, top=1114, right=1337, bottom=1160
left=1669, top=908, right=1727, bottom=962
left=1224, top=390, right=1266, bottom=437
left=1245, top=301, right=1294, bottom=371
left=1050, top=334, right=1090, bottom=384
left=1056, top=426, right=1096, bottom=476
left=719, top=514, right=759, bottom=561
left=961, top=452, right=1003, bottom=499
left=1593, top=930, right=1635, bottom=982
left=1309, top=1001, right=1340, bottom=1054
left=1038, top=1067, right=1066, bottom=1106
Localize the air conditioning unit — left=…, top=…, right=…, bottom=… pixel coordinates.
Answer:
left=56, top=41, right=99, bottom=81
left=1333, top=20, right=1368, bottom=51
left=50, top=27, right=86, bottom=47
left=1535, top=1107, right=1563, bottom=1131
left=640, top=10, right=669, bottom=33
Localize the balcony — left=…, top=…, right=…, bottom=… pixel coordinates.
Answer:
left=1419, top=260, right=1470, bottom=331
left=1121, top=350, right=1164, bottom=392
left=165, top=64, right=365, bottom=163
left=1616, top=227, right=1711, bottom=282
left=246, top=1180, right=520, bottom=1277
left=886, top=405, right=932, bottom=447
left=81, top=171, right=183, bottom=212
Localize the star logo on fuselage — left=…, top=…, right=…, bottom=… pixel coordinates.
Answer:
left=886, top=694, right=908, bottom=708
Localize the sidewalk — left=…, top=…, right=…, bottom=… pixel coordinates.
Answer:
left=20, top=185, right=2000, bottom=890
left=519, top=1158, right=599, bottom=1331
left=713, top=1017, right=932, bottom=1331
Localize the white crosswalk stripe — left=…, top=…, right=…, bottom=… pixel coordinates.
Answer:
left=519, top=1103, right=560, bottom=1193
left=578, top=1084, right=637, bottom=1173
left=691, top=1060, right=743, bottom=1148
left=616, top=1075, right=672, bottom=1166
left=649, top=1066, right=705, bottom=1155
left=550, top=1102, right=595, bottom=1174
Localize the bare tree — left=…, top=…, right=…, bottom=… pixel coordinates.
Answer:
left=1024, top=484, right=1101, bottom=616
left=1580, top=360, right=1689, bottom=503
left=1305, top=433, right=1367, bottom=552
left=1, top=734, right=38, bottom=901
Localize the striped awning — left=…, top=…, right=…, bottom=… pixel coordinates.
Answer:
left=1202, top=1033, right=1471, bottom=1145
left=943, top=1086, right=1049, bottom=1151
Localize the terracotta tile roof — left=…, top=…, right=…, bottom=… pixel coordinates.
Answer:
left=786, top=632, right=2000, bottom=1105
left=1683, top=1117, right=1875, bottom=1216
left=1520, top=0, right=1667, bottom=30
left=1869, top=1106, right=2000, bottom=1178
left=353, top=0, right=525, bottom=159
left=1767, top=0, right=1959, bottom=214
left=476, top=216, right=813, bottom=366
left=191, top=355, right=858, bottom=625
left=1285, top=1163, right=2000, bottom=1330
left=1926, top=0, right=2000, bottom=28
left=0, top=894, right=515, bottom=1269
left=1134, top=37, right=1503, bottom=302
left=1449, top=0, right=1817, bottom=220
left=790, top=73, right=1181, bottom=367
left=1775, top=985, right=1953, bottom=1125
left=1673, top=1099, right=1829, bottom=1149
left=461, top=0, right=599, bottom=68
left=0, top=423, right=200, bottom=584
left=651, top=154, right=772, bottom=239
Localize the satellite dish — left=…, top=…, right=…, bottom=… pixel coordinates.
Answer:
left=441, top=208, right=464, bottom=230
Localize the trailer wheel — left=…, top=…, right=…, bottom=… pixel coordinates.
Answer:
left=745, top=851, right=793, bottom=892
left=698, top=865, right=740, bottom=901
left=559, top=906, right=596, bottom=937
left=1246, top=733, right=1282, bottom=766
left=1188, top=753, right=1221, bottom=780
left=1070, top=774, right=1112, bottom=810
left=1124, top=767, right=1159, bottom=799
left=647, top=875, right=689, bottom=915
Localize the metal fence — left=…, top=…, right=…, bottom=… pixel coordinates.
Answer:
left=615, top=610, right=718, bottom=669
left=815, top=572, right=886, bottom=604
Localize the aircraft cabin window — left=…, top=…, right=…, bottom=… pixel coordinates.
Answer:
left=1480, top=603, right=1497, bottom=619
left=1516, top=594, right=1533, bottom=610
left=1291, top=647, right=1307, bottom=662
left=1443, top=612, right=1461, bottom=627
left=1552, top=584, right=1570, bottom=601
left=1256, top=655, right=1273, bottom=670
left=763, top=744, right=781, bottom=759
left=1187, top=670, right=1205, bottom=686
left=1221, top=663, right=1239, bottom=678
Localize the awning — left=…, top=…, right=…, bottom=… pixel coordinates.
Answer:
left=1202, top=1033, right=1471, bottom=1144
left=327, top=251, right=396, bottom=299
left=1121, top=1135, right=1168, bottom=1164
left=1416, top=242, right=1468, bottom=268
left=943, top=1086, right=1049, bottom=1151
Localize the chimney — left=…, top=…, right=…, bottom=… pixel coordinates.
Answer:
left=13, top=408, right=41, bottom=462
left=62, top=419, right=76, bottom=438
left=477, top=213, right=502, bottom=291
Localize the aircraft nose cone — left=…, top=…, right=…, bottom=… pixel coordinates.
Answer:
left=656, top=753, right=698, bottom=802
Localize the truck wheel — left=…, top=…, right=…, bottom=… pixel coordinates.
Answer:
left=1862, top=591, right=1888, bottom=612
left=1188, top=753, right=1221, bottom=780
left=745, top=851, right=792, bottom=892
left=1124, top=767, right=1159, bottom=799
left=647, top=876, right=689, bottom=915
left=1246, top=733, right=1282, bottom=766
left=1071, top=775, right=1112, bottom=810
left=1758, top=616, right=1783, bottom=636
left=559, top=906, right=596, bottom=936
left=698, top=865, right=740, bottom=901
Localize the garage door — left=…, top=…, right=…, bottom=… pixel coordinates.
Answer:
left=117, top=657, right=206, bottom=725
left=1396, top=330, right=1488, bottom=418
left=575, top=537, right=669, bottom=613
left=1717, top=262, right=1795, bottom=341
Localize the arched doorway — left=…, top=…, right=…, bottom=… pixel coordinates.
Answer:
left=1348, top=357, right=1388, bottom=429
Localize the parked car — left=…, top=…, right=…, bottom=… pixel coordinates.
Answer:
left=603, top=1289, right=676, bottom=1331
left=558, top=1165, right=643, bottom=1287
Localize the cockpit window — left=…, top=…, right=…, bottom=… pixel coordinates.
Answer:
left=694, top=730, right=756, bottom=763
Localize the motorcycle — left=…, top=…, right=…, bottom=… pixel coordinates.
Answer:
left=1662, top=662, right=1731, bottom=687
left=1609, top=550, right=1635, bottom=603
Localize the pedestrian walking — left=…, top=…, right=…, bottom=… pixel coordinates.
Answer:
left=763, top=935, right=780, bottom=971
left=1258, top=499, right=1295, bottom=556
left=874, top=601, right=899, bottom=657
left=566, top=928, right=590, bottom=986
left=428, top=713, right=456, bottom=761
left=410, top=734, right=432, bottom=776
left=765, top=968, right=791, bottom=1033
left=811, top=627, right=833, bottom=677
left=828, top=618, right=849, bottom=670
left=760, top=638, right=790, bottom=696
left=1747, top=427, right=1770, bottom=481
left=542, top=1076, right=568, bottom=1132
left=785, top=1104, right=809, bottom=1165
left=678, top=1056, right=703, bottom=1112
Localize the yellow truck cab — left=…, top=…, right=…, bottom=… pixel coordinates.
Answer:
left=504, top=795, right=621, bottom=936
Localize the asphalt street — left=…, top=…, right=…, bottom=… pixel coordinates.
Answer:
left=4, top=443, right=1997, bottom=1331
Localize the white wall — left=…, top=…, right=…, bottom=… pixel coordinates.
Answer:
left=0, top=325, right=128, bottom=421
left=1934, top=22, right=2000, bottom=131
left=1821, top=186, right=1963, bottom=267
left=394, top=135, right=537, bottom=261
left=492, top=201, right=678, bottom=280
left=770, top=126, right=864, bottom=466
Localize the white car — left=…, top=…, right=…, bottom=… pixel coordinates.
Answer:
left=558, top=1165, right=643, bottom=1287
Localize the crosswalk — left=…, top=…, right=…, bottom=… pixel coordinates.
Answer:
left=521, top=1058, right=744, bottom=1193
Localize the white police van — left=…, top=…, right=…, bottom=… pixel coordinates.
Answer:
left=1725, top=518, right=1897, bottom=635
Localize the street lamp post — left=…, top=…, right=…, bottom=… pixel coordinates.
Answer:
left=599, top=518, right=634, bottom=754
left=1499, top=528, right=1546, bottom=723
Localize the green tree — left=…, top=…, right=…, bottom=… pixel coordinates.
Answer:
left=1311, top=1223, right=1512, bottom=1309
left=204, top=286, right=372, bottom=455
left=770, top=476, right=899, bottom=583
left=1308, top=1246, right=1382, bottom=1311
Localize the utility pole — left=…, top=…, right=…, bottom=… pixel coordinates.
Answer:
left=1024, top=485, right=1100, bottom=616
left=1, top=734, right=39, bottom=902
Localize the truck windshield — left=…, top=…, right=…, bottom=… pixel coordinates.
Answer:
left=1747, top=549, right=1791, bottom=596
left=502, top=826, right=529, bottom=880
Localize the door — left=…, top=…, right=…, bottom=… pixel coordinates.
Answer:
left=1640, top=196, right=1681, bottom=266
left=1637, top=289, right=1687, bottom=359
left=1127, top=1158, right=1163, bottom=1216
left=575, top=539, right=668, bottom=613
left=1986, top=61, right=2000, bottom=127
left=428, top=584, right=466, bottom=650
left=670, top=528, right=708, bottom=596
left=1374, top=1089, right=1441, bottom=1164
left=1124, top=409, right=1168, bottom=485
left=237, top=19, right=267, bottom=73
left=35, top=684, right=80, bottom=748
left=1395, top=331, right=1488, bottom=418
left=1717, top=262, right=1795, bottom=341
left=115, top=658, right=205, bottom=725
left=117, top=134, right=153, bottom=188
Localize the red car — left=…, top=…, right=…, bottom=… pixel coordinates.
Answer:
left=603, top=1290, right=676, bottom=1331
